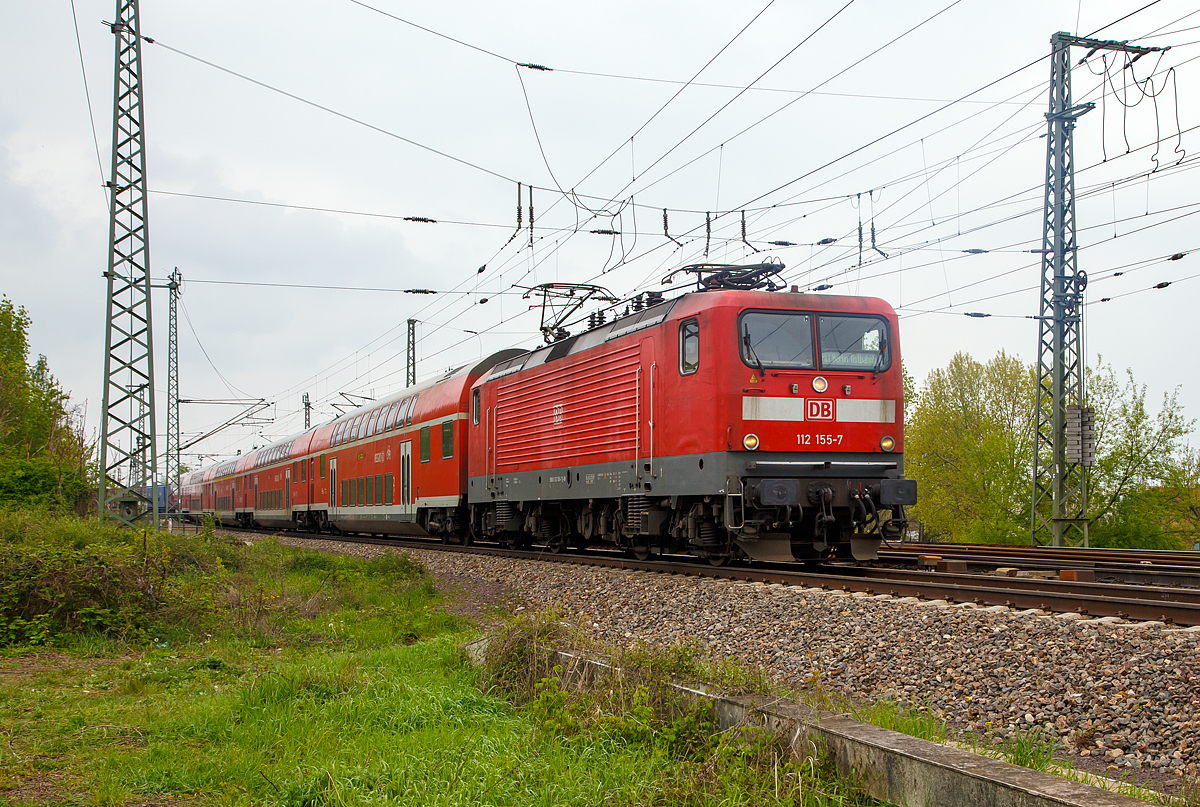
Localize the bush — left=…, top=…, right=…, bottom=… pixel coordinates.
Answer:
left=0, top=509, right=438, bottom=648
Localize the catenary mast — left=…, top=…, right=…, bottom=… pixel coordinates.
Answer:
left=98, top=0, right=158, bottom=525
left=1030, top=32, right=1160, bottom=547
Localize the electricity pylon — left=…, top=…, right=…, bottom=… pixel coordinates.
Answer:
left=406, top=319, right=417, bottom=387
left=98, top=0, right=158, bottom=525
left=1030, top=32, right=1160, bottom=547
left=162, top=269, right=182, bottom=507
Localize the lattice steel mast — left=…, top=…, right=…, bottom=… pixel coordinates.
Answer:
left=1031, top=32, right=1160, bottom=547
left=406, top=319, right=417, bottom=387
left=162, top=269, right=181, bottom=508
left=98, top=0, right=158, bottom=525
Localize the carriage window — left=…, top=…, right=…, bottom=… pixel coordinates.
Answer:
left=383, top=401, right=399, bottom=431
left=420, top=426, right=431, bottom=462
left=739, top=311, right=814, bottom=370
left=367, top=408, right=382, bottom=437
left=375, top=474, right=383, bottom=506
left=406, top=394, right=419, bottom=427
left=384, top=473, right=393, bottom=506
left=441, top=420, right=454, bottom=459
left=319, top=454, right=326, bottom=479
left=679, top=318, right=699, bottom=375
left=357, top=477, right=365, bottom=506
left=366, top=474, right=375, bottom=506
left=817, top=315, right=890, bottom=372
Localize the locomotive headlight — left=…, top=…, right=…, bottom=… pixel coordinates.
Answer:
left=743, top=433, right=760, bottom=451
left=880, top=435, right=896, bottom=452
left=812, top=376, right=828, bottom=393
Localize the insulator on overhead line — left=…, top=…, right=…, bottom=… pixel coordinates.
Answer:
left=1169, top=253, right=1185, bottom=261
left=1154, top=282, right=1171, bottom=289
left=963, top=249, right=988, bottom=254
left=403, top=216, right=437, bottom=223
left=816, top=237, right=837, bottom=246
left=769, top=240, right=796, bottom=247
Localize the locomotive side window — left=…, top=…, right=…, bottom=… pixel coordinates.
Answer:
left=679, top=318, right=700, bottom=375
left=472, top=389, right=480, bottom=425
left=441, top=420, right=454, bottom=459
left=420, top=426, right=431, bottom=462
left=817, top=315, right=889, bottom=371
left=739, top=312, right=815, bottom=369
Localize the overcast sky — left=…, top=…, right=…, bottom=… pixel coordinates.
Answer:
left=3, top=0, right=1197, bottom=468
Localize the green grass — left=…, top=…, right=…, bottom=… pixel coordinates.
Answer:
left=0, top=511, right=890, bottom=806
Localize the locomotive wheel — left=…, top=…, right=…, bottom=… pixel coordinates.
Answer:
left=707, top=554, right=730, bottom=567
left=630, top=536, right=652, bottom=561
left=546, top=535, right=566, bottom=554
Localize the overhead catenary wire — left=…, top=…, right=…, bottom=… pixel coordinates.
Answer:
left=167, top=1, right=1197, bottom=456
left=69, top=0, right=106, bottom=191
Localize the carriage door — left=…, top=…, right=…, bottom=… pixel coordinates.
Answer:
left=329, top=458, right=338, bottom=514
left=400, top=441, right=412, bottom=519
left=285, top=469, right=291, bottom=512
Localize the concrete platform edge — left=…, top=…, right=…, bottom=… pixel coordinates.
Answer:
left=483, top=643, right=1155, bottom=807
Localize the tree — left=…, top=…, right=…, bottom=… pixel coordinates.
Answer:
left=905, top=351, right=1196, bottom=548
left=0, top=297, right=92, bottom=510
left=906, top=351, right=1034, bottom=542
left=1085, top=361, right=1197, bottom=548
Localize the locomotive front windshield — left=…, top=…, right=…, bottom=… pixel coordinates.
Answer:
left=739, top=311, right=890, bottom=371
left=818, top=315, right=889, bottom=371
left=740, top=312, right=815, bottom=369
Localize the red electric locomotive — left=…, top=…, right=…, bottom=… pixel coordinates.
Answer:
left=466, top=265, right=914, bottom=563
left=181, top=262, right=914, bottom=564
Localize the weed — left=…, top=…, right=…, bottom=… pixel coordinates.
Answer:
left=850, top=698, right=948, bottom=744
left=999, top=728, right=1060, bottom=771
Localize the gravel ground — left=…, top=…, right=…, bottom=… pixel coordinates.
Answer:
left=279, top=536, right=1200, bottom=791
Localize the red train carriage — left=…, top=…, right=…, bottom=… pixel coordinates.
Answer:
left=466, top=277, right=914, bottom=563
left=207, top=351, right=521, bottom=534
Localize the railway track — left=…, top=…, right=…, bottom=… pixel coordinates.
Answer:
left=880, top=542, right=1200, bottom=588
left=212, top=526, right=1200, bottom=627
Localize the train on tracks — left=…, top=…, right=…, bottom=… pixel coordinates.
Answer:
left=180, top=263, right=915, bottom=564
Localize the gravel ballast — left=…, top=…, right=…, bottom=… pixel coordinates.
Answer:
left=280, top=536, right=1200, bottom=788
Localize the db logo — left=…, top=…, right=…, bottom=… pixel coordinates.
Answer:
left=807, top=399, right=834, bottom=421
left=552, top=403, right=564, bottom=426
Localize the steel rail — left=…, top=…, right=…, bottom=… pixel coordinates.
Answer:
left=885, top=542, right=1200, bottom=567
